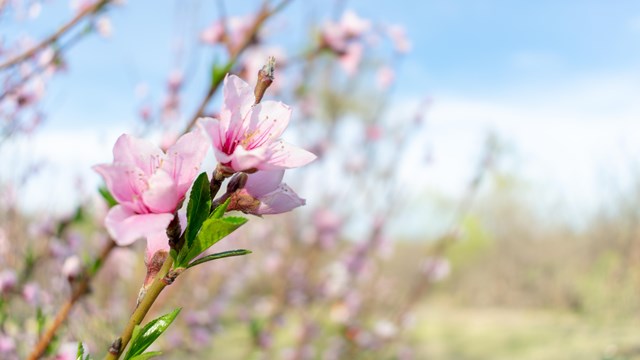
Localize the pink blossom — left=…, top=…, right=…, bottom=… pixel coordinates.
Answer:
left=62, top=256, right=82, bottom=280
left=376, top=66, right=395, bottom=90
left=321, top=10, right=371, bottom=51
left=199, top=75, right=316, bottom=173
left=339, top=43, right=363, bottom=76
left=93, top=131, right=209, bottom=254
left=228, top=170, right=305, bottom=215
left=387, top=24, right=412, bottom=54
left=0, top=270, right=16, bottom=294
left=200, top=15, right=256, bottom=49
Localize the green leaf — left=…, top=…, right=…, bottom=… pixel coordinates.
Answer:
left=76, top=342, right=92, bottom=360
left=187, top=249, right=252, bottom=269
left=176, top=216, right=247, bottom=267
left=123, top=308, right=182, bottom=360
left=129, top=352, right=162, bottom=360
left=211, top=60, right=233, bottom=87
left=184, top=172, right=211, bottom=249
left=98, top=186, right=118, bottom=208
left=211, top=197, right=231, bottom=219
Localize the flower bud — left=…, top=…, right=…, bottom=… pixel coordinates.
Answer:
left=254, top=56, right=275, bottom=104
left=62, top=256, right=83, bottom=281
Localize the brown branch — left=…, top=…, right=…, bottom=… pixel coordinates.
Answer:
left=27, top=239, right=117, bottom=360
left=0, top=0, right=111, bottom=70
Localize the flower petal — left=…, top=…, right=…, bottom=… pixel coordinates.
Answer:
left=198, top=117, right=233, bottom=164
left=229, top=145, right=270, bottom=172
left=256, top=183, right=305, bottom=215
left=112, top=134, right=164, bottom=177
left=262, top=140, right=317, bottom=170
left=244, top=170, right=285, bottom=198
left=93, top=163, right=149, bottom=213
left=221, top=74, right=254, bottom=130
left=105, top=205, right=174, bottom=246
left=164, top=130, right=210, bottom=196
left=243, top=101, right=292, bottom=148
left=141, top=169, right=180, bottom=213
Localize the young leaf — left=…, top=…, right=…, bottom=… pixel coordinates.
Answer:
left=129, top=351, right=162, bottom=360
left=98, top=186, right=118, bottom=208
left=76, top=342, right=92, bottom=360
left=211, top=197, right=231, bottom=219
left=187, top=249, right=252, bottom=269
left=184, top=172, right=211, bottom=249
left=176, top=216, right=247, bottom=267
left=123, top=308, right=182, bottom=360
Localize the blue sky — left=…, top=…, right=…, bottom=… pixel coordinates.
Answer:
left=3, top=0, right=640, bottom=229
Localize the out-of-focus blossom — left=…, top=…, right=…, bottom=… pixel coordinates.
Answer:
left=227, top=170, right=305, bottom=215
left=95, top=16, right=113, bottom=38
left=338, top=43, right=363, bottom=76
left=376, top=66, right=395, bottom=90
left=422, top=257, right=450, bottom=282
left=56, top=341, right=89, bottom=360
left=200, top=15, right=256, bottom=49
left=0, top=270, right=17, bottom=294
left=321, top=10, right=371, bottom=51
left=199, top=75, right=316, bottom=173
left=93, top=132, right=209, bottom=256
left=167, top=69, right=183, bottom=92
left=0, top=335, right=16, bottom=353
left=366, top=124, right=382, bottom=141
left=23, top=282, right=44, bottom=306
left=314, top=209, right=342, bottom=248
left=28, top=2, right=42, bottom=19
left=62, top=255, right=83, bottom=280
left=387, top=24, right=411, bottom=54
left=373, top=319, right=398, bottom=339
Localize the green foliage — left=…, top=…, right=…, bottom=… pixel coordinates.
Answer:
left=76, top=342, right=92, bottom=360
left=186, top=249, right=252, bottom=269
left=184, top=172, right=211, bottom=249
left=175, top=198, right=247, bottom=268
left=123, top=308, right=181, bottom=360
left=175, top=215, right=247, bottom=268
left=211, top=61, right=233, bottom=87
left=98, top=186, right=118, bottom=208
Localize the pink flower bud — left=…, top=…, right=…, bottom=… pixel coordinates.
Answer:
left=62, top=256, right=82, bottom=280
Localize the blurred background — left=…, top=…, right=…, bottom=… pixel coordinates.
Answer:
left=2, top=0, right=640, bottom=359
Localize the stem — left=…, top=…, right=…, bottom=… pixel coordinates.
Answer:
left=27, top=239, right=116, bottom=360
left=0, top=0, right=111, bottom=70
left=104, top=256, right=174, bottom=360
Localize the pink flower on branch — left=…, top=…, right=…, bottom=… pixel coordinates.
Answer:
left=199, top=74, right=316, bottom=173
left=227, top=170, right=305, bottom=215
left=93, top=131, right=209, bottom=252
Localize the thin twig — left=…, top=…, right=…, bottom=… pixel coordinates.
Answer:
left=27, top=239, right=117, bottom=360
left=0, top=0, right=110, bottom=70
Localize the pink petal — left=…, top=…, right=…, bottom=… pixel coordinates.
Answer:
left=244, top=101, right=292, bottom=147
left=93, top=163, right=149, bottom=213
left=221, top=75, right=254, bottom=130
left=262, top=140, right=317, bottom=170
left=229, top=145, right=270, bottom=172
left=112, top=134, right=164, bottom=177
left=244, top=170, right=285, bottom=198
left=198, top=117, right=232, bottom=164
left=105, top=205, right=174, bottom=246
left=141, top=169, right=180, bottom=213
left=145, top=208, right=187, bottom=263
left=256, top=183, right=305, bottom=215
left=164, top=130, right=210, bottom=196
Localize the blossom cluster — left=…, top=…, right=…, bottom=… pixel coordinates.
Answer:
left=94, top=74, right=315, bottom=261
